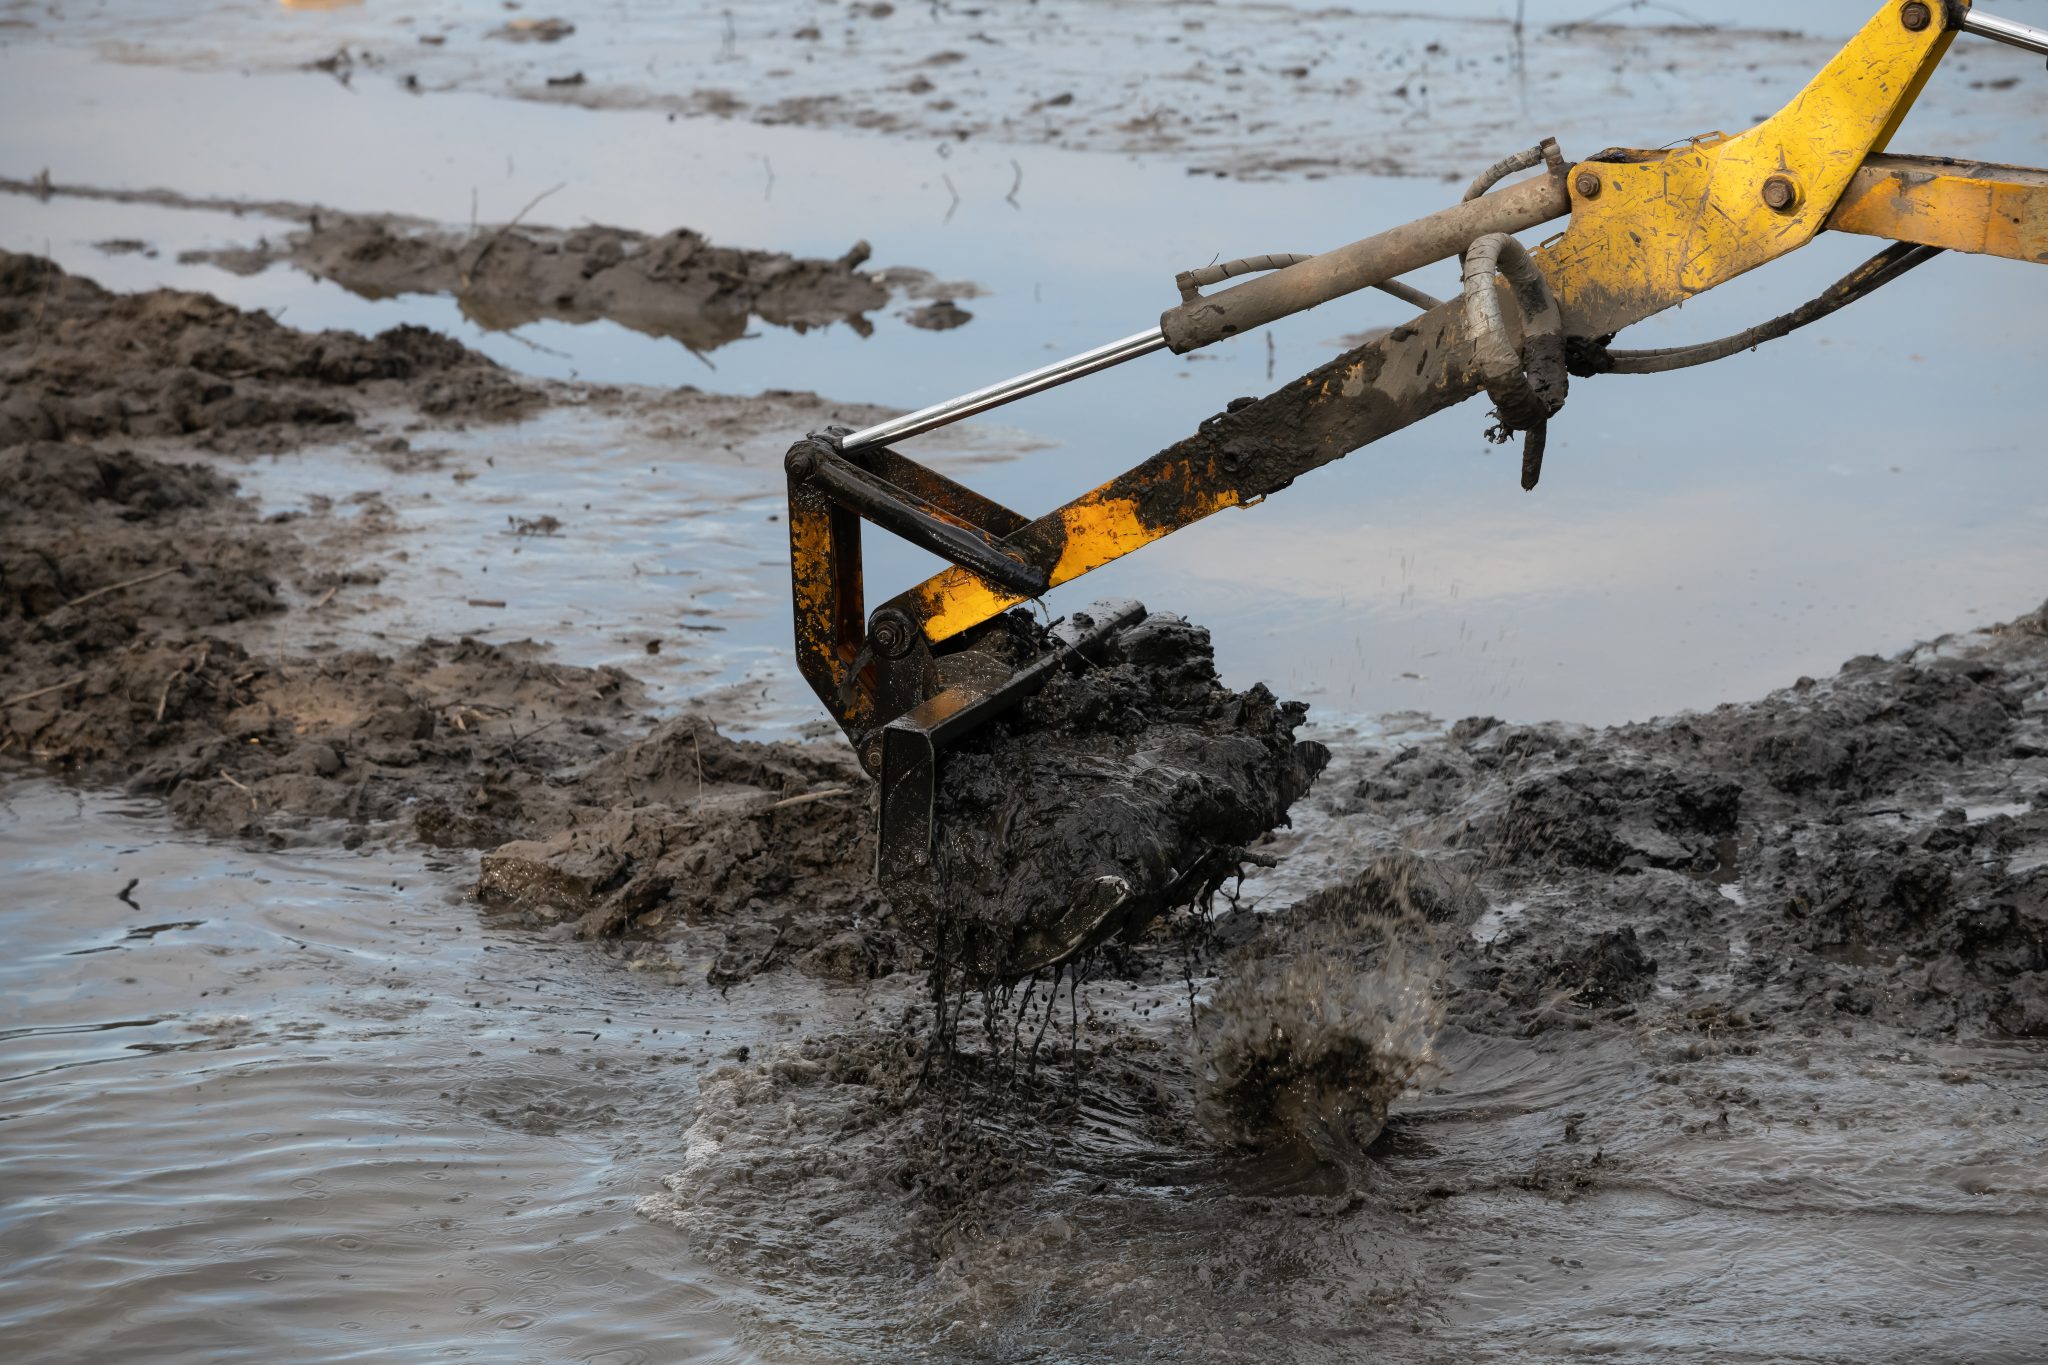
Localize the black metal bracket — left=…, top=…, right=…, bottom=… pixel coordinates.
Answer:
left=876, top=600, right=1148, bottom=954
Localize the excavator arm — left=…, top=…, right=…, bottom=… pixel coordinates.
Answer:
left=782, top=0, right=2048, bottom=961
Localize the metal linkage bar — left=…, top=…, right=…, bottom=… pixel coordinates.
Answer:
left=800, top=448, right=1049, bottom=597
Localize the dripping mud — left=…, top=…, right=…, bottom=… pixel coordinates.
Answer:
left=5, top=256, right=2047, bottom=1360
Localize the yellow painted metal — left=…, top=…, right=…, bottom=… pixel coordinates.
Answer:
left=914, top=467, right=1243, bottom=642
left=1538, top=1, right=1959, bottom=335
left=1828, top=154, right=2048, bottom=261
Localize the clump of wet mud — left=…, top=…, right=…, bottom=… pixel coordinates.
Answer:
left=184, top=211, right=900, bottom=350
left=0, top=252, right=538, bottom=452
left=928, top=611, right=1329, bottom=980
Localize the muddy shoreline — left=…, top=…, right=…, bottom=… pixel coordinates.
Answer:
left=6, top=256, right=2046, bottom=1358
left=2, top=176, right=980, bottom=351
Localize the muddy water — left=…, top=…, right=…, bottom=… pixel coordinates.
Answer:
left=8, top=771, right=2044, bottom=1360
left=0, top=780, right=802, bottom=1362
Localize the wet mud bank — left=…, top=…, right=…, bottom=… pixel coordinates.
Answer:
left=182, top=209, right=923, bottom=352
left=1333, top=612, right=2048, bottom=1041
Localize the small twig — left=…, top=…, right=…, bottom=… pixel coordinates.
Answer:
left=461, top=181, right=566, bottom=288
left=503, top=715, right=562, bottom=755
left=116, top=878, right=141, bottom=909
left=218, top=768, right=259, bottom=810
left=759, top=787, right=850, bottom=812
left=942, top=172, right=961, bottom=224
left=690, top=722, right=705, bottom=798
left=154, top=667, right=184, bottom=722
left=58, top=565, right=180, bottom=611
left=1005, top=158, right=1023, bottom=208
left=311, top=584, right=339, bottom=610
left=3, top=673, right=87, bottom=708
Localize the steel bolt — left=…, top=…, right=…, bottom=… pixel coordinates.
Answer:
left=784, top=443, right=819, bottom=481
left=859, top=737, right=884, bottom=775
left=1574, top=171, right=1603, bottom=200
left=1900, top=1, right=1931, bottom=32
left=868, top=608, right=916, bottom=659
left=1761, top=175, right=1799, bottom=212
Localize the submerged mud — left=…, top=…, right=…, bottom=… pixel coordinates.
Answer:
left=930, top=611, right=1329, bottom=981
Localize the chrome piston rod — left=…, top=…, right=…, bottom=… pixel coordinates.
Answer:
left=837, top=168, right=1569, bottom=453
left=838, top=327, right=1168, bottom=453
left=1964, top=8, right=2048, bottom=58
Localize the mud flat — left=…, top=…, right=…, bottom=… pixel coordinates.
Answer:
left=5, top=257, right=2047, bottom=1359
left=30, top=1, right=2048, bottom=182
left=1, top=176, right=977, bottom=351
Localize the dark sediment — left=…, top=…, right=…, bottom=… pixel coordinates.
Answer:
left=928, top=611, right=1330, bottom=981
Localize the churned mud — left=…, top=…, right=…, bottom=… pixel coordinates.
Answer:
left=38, top=2, right=2048, bottom=184
left=635, top=601, right=2048, bottom=1358
left=1331, top=613, right=2048, bottom=1042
